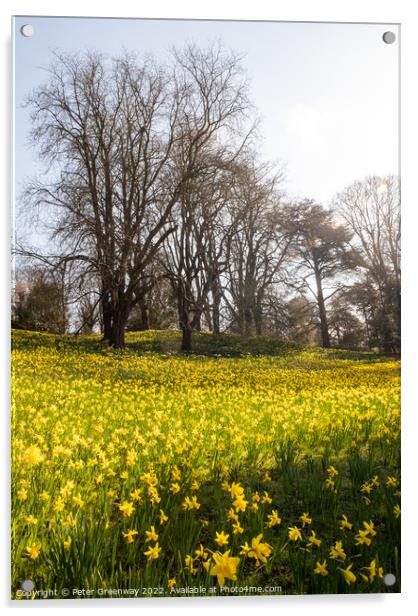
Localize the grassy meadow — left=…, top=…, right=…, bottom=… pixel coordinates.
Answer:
left=11, top=329, right=401, bottom=597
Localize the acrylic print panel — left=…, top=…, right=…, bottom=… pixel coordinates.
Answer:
left=12, top=16, right=400, bottom=599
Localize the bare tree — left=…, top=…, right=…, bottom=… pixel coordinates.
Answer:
left=22, top=43, right=251, bottom=348
left=223, top=159, right=291, bottom=336
left=334, top=175, right=400, bottom=352
left=161, top=146, right=248, bottom=351
left=287, top=201, right=358, bottom=348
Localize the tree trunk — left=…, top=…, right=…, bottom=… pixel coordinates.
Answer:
left=254, top=298, right=263, bottom=336
left=379, top=284, right=394, bottom=353
left=178, top=284, right=193, bottom=352
left=181, top=325, right=192, bottom=352
left=314, top=267, right=331, bottom=348
left=191, top=312, right=201, bottom=331
left=138, top=296, right=150, bottom=331
left=110, top=285, right=129, bottom=348
left=244, top=303, right=253, bottom=336
left=110, top=311, right=127, bottom=349
left=212, top=280, right=221, bottom=335
left=101, top=290, right=113, bottom=341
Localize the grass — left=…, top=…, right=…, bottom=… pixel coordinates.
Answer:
left=11, top=329, right=400, bottom=598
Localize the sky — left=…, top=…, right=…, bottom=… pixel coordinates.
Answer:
left=13, top=16, right=399, bottom=212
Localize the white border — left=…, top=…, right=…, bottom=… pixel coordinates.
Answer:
left=2, top=1, right=417, bottom=614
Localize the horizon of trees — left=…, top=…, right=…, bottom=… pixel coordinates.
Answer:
left=12, top=45, right=401, bottom=353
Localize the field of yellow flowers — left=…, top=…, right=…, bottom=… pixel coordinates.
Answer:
left=11, top=329, right=400, bottom=598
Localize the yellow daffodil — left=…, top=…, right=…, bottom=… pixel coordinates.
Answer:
left=232, top=521, right=244, bottom=535
left=288, top=526, right=302, bottom=542
left=307, top=530, right=321, bottom=548
left=122, top=529, right=139, bottom=544
left=300, top=512, right=312, bottom=527
left=145, top=525, right=158, bottom=542
left=159, top=509, right=168, bottom=524
left=118, top=501, right=135, bottom=518
left=327, top=466, right=339, bottom=477
left=72, top=494, right=84, bottom=507
left=210, top=550, right=240, bottom=586
left=215, top=531, right=229, bottom=547
left=339, top=514, right=353, bottom=530
left=329, top=540, right=346, bottom=560
left=182, top=495, right=200, bottom=510
left=195, top=544, right=208, bottom=559
left=144, top=543, right=161, bottom=561
left=266, top=510, right=282, bottom=527
left=386, top=476, right=398, bottom=488
left=247, top=534, right=273, bottom=565
left=340, top=564, right=357, bottom=585
left=314, top=560, right=328, bottom=576
left=26, top=543, right=41, bottom=560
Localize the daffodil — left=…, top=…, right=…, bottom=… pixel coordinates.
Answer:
left=362, top=520, right=377, bottom=537
left=145, top=525, right=158, bottom=542
left=239, top=541, right=251, bottom=556
left=233, top=496, right=248, bottom=512
left=307, top=530, right=321, bottom=548
left=144, top=543, right=161, bottom=561
left=182, top=495, right=200, bottom=510
left=339, top=514, right=353, bottom=530
left=210, top=550, right=240, bottom=586
left=227, top=507, right=239, bottom=522
left=329, top=540, right=346, bottom=560
left=229, top=482, right=244, bottom=499
left=185, top=554, right=197, bottom=574
left=363, top=559, right=383, bottom=582
left=299, top=512, right=312, bottom=527
left=118, top=501, right=135, bottom=518
left=327, top=466, right=339, bottom=477
left=72, top=494, right=84, bottom=507
left=130, top=488, right=142, bottom=501
left=340, top=564, right=357, bottom=585
left=355, top=529, right=372, bottom=546
left=195, top=544, right=208, bottom=559
left=247, top=534, right=273, bottom=565
left=26, top=543, right=41, bottom=560
left=266, top=510, right=282, bottom=527
left=360, top=482, right=372, bottom=495
left=288, top=526, right=302, bottom=542
left=314, top=560, right=329, bottom=576
left=386, top=476, right=398, bottom=488
left=232, top=521, right=244, bottom=535
left=122, top=529, right=139, bottom=544
left=215, top=531, right=229, bottom=546
left=159, top=509, right=168, bottom=524
left=325, top=478, right=335, bottom=490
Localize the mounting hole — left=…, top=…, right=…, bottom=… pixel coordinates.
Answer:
left=383, top=573, right=396, bottom=586
left=20, top=579, right=35, bottom=592
left=20, top=24, right=34, bottom=37
left=382, top=31, right=396, bottom=44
